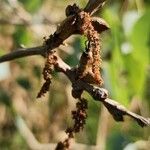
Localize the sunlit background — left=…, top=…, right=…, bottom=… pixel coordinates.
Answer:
left=0, top=0, right=150, bottom=149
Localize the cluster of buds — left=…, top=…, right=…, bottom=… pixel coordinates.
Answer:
left=37, top=52, right=57, bottom=98
left=47, top=3, right=109, bottom=150
left=55, top=98, right=88, bottom=150
left=72, top=98, right=88, bottom=132
left=76, top=11, right=103, bottom=86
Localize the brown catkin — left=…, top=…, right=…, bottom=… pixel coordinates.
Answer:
left=37, top=53, right=57, bottom=98
left=77, top=11, right=103, bottom=85
left=55, top=98, right=88, bottom=150
left=56, top=5, right=104, bottom=150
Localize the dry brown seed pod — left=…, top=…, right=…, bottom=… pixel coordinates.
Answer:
left=92, top=17, right=110, bottom=33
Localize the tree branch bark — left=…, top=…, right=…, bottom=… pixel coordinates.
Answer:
left=54, top=56, right=150, bottom=127
left=0, top=0, right=108, bottom=64
left=0, top=46, right=45, bottom=63
left=0, top=0, right=149, bottom=129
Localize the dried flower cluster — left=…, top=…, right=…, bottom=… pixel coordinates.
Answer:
left=37, top=52, right=57, bottom=98
left=37, top=3, right=109, bottom=150
left=38, top=4, right=107, bottom=99
left=76, top=11, right=103, bottom=86
left=71, top=98, right=88, bottom=132
left=0, top=1, right=149, bottom=150
left=56, top=98, right=88, bottom=150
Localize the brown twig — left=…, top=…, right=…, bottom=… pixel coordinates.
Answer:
left=0, top=0, right=150, bottom=148
left=0, top=0, right=108, bottom=63
left=55, top=56, right=150, bottom=127
left=0, top=0, right=149, bottom=128
left=0, top=2, right=149, bottom=149
left=0, top=18, right=56, bottom=26
left=16, top=115, right=97, bottom=150
left=0, top=46, right=45, bottom=63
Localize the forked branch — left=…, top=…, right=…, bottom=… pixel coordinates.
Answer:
left=55, top=55, right=150, bottom=127
left=0, top=0, right=149, bottom=128
left=0, top=1, right=149, bottom=149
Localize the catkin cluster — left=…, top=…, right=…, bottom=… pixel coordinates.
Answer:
left=56, top=5, right=104, bottom=149
left=77, top=11, right=103, bottom=85
left=38, top=4, right=105, bottom=150
left=56, top=98, right=88, bottom=150
left=37, top=52, right=57, bottom=98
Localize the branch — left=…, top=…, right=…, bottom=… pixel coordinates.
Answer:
left=0, top=1, right=108, bottom=63
left=0, top=46, right=45, bottom=63
left=16, top=115, right=98, bottom=150
left=55, top=56, right=150, bottom=127
left=0, top=0, right=149, bottom=128
left=16, top=115, right=55, bottom=150
left=102, top=98, right=150, bottom=127
left=0, top=19, right=56, bottom=26
left=0, top=45, right=149, bottom=128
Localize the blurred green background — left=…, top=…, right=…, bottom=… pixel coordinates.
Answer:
left=0, top=0, right=150, bottom=149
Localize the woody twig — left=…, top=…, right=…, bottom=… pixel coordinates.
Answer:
left=0, top=0, right=149, bottom=128
left=0, top=0, right=149, bottom=149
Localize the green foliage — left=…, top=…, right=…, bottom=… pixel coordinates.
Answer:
left=128, top=10, right=150, bottom=96
left=0, top=88, right=11, bottom=107
left=0, top=131, right=28, bottom=150
left=86, top=97, right=100, bottom=145
left=100, top=1, right=150, bottom=149
left=33, top=65, right=42, bottom=79
left=13, top=27, right=32, bottom=47
left=19, top=0, right=43, bottom=13
left=65, top=37, right=84, bottom=66
left=0, top=49, right=5, bottom=56
left=102, top=7, right=130, bottom=105
left=107, top=130, right=131, bottom=150
left=101, top=3, right=150, bottom=106
left=16, top=77, right=32, bottom=90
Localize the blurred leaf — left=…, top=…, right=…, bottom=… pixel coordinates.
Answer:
left=128, top=10, right=150, bottom=96
left=13, top=27, right=32, bottom=47
left=131, top=11, right=150, bottom=51
left=14, top=58, right=28, bottom=69
left=16, top=77, right=32, bottom=90
left=0, top=129, right=27, bottom=150
left=0, top=49, right=5, bottom=56
left=0, top=88, right=11, bottom=107
left=10, top=132, right=28, bottom=150
left=33, top=65, right=42, bottom=79
left=144, top=70, right=150, bottom=104
left=19, top=0, right=43, bottom=13
left=107, top=129, right=131, bottom=150
left=103, top=7, right=130, bottom=105
left=102, top=7, right=120, bottom=29
left=65, top=37, right=84, bottom=66
left=85, top=95, right=100, bottom=145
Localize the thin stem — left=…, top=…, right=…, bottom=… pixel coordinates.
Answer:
left=0, top=46, right=45, bottom=63
left=55, top=56, right=150, bottom=127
